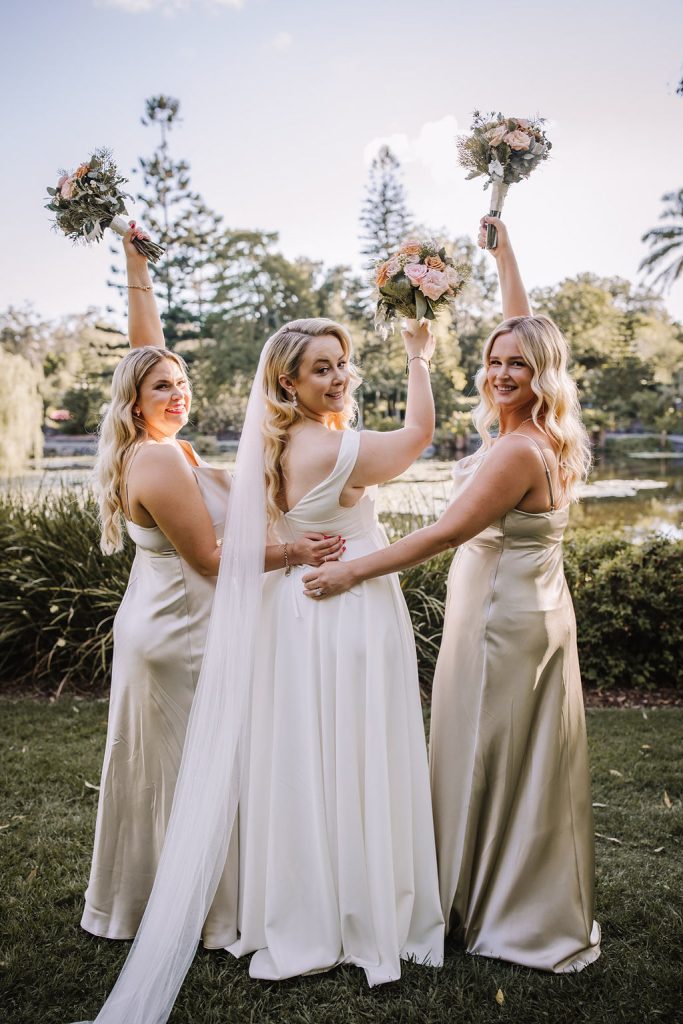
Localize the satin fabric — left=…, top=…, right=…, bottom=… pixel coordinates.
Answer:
left=81, top=450, right=238, bottom=949
left=429, top=449, right=601, bottom=972
left=228, top=429, right=444, bottom=985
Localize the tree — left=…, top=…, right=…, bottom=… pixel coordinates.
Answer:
left=359, top=146, right=413, bottom=265
left=109, top=96, right=222, bottom=347
left=639, top=188, right=683, bottom=290
left=0, top=348, right=43, bottom=474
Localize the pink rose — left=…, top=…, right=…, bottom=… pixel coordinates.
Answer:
left=404, top=263, right=429, bottom=286
left=503, top=130, right=532, bottom=151
left=445, top=266, right=463, bottom=288
left=515, top=118, right=531, bottom=130
left=419, top=269, right=449, bottom=301
left=57, top=174, right=68, bottom=189
left=404, top=253, right=420, bottom=264
left=385, top=256, right=401, bottom=278
left=486, top=124, right=507, bottom=147
left=60, top=176, right=75, bottom=199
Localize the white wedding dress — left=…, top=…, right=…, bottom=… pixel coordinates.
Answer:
left=228, top=428, right=444, bottom=984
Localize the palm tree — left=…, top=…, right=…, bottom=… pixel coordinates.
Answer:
left=639, top=188, right=683, bottom=289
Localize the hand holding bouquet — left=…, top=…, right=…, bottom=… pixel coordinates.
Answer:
left=457, top=112, right=551, bottom=248
left=45, top=148, right=164, bottom=263
left=374, top=239, right=469, bottom=335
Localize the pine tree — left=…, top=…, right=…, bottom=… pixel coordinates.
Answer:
left=359, top=146, right=413, bottom=264
left=108, top=96, right=222, bottom=348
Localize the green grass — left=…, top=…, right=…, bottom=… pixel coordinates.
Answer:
left=1, top=700, right=682, bottom=1024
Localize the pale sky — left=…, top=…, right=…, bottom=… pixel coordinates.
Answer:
left=2, top=0, right=683, bottom=326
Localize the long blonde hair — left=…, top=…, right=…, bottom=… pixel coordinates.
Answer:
left=95, top=346, right=191, bottom=553
left=262, top=318, right=361, bottom=524
left=472, top=315, right=591, bottom=502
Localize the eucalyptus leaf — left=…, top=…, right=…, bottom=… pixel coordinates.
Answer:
left=415, top=291, right=428, bottom=321
left=46, top=187, right=56, bottom=196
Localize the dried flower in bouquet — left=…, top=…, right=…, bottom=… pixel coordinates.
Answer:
left=45, top=148, right=165, bottom=263
left=457, top=112, right=551, bottom=248
left=374, top=239, right=470, bottom=336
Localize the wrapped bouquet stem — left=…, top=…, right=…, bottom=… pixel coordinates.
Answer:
left=45, top=148, right=165, bottom=263
left=458, top=112, right=551, bottom=249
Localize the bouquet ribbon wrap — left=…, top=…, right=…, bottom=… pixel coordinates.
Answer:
left=486, top=182, right=509, bottom=250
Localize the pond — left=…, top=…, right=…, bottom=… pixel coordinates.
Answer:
left=5, top=447, right=683, bottom=540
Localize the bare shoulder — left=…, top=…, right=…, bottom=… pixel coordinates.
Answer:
left=287, top=424, right=343, bottom=471
left=131, top=442, right=194, bottom=482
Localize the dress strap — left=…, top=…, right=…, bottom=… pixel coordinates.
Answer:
left=517, top=434, right=556, bottom=511
left=327, top=429, right=361, bottom=496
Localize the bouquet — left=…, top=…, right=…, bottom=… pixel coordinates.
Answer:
left=457, top=112, right=551, bottom=248
left=45, top=148, right=165, bottom=263
left=374, top=239, right=469, bottom=335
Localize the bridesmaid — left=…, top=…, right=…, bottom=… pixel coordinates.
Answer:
left=303, top=217, right=601, bottom=973
left=82, top=226, right=341, bottom=946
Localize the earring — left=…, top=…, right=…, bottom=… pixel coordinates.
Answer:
left=133, top=407, right=141, bottom=417
left=291, top=393, right=298, bottom=408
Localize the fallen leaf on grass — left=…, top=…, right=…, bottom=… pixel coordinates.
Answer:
left=593, top=802, right=608, bottom=808
left=641, top=744, right=652, bottom=750
left=595, top=832, right=623, bottom=845
left=84, top=781, right=100, bottom=792
left=654, top=847, right=665, bottom=854
left=663, top=791, right=672, bottom=810
left=495, top=989, right=505, bottom=1006
left=25, top=866, right=37, bottom=884
left=609, top=769, right=623, bottom=778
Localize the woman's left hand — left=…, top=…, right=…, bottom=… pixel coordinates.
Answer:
left=302, top=560, right=357, bottom=599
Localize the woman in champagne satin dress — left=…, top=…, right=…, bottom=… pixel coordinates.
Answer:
left=304, top=217, right=601, bottom=973
left=82, top=226, right=343, bottom=947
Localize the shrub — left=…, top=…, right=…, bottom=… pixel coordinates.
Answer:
left=0, top=490, right=680, bottom=696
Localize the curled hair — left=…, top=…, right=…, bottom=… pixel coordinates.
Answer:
left=94, top=347, right=191, bottom=553
left=472, top=315, right=591, bottom=503
left=262, top=318, right=362, bottom=524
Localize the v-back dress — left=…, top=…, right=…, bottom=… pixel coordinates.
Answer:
left=81, top=444, right=238, bottom=948
left=429, top=438, right=601, bottom=972
left=228, top=428, right=444, bottom=985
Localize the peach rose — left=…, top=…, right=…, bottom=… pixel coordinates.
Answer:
left=424, top=255, right=445, bottom=271
left=503, top=130, right=531, bottom=151
left=399, top=240, right=422, bottom=256
left=486, top=124, right=507, bottom=147
left=376, top=261, right=391, bottom=287
left=385, top=256, right=401, bottom=278
left=419, top=269, right=450, bottom=301
left=74, top=163, right=91, bottom=179
left=404, top=263, right=429, bottom=286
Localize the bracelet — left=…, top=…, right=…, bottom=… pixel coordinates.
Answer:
left=283, top=542, right=292, bottom=576
left=405, top=354, right=431, bottom=375
left=127, top=284, right=153, bottom=291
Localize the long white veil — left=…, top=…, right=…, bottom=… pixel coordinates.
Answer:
left=73, top=340, right=271, bottom=1024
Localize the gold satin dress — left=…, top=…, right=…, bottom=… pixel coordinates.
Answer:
left=429, top=441, right=601, bottom=972
left=81, top=446, right=238, bottom=948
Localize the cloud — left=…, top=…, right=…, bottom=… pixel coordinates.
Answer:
left=364, top=115, right=461, bottom=186
left=95, top=0, right=243, bottom=13
left=270, top=31, right=293, bottom=51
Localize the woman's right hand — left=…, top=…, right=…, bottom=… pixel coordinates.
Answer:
left=294, top=533, right=346, bottom=567
left=478, top=215, right=511, bottom=257
left=123, top=220, right=151, bottom=271
left=401, top=319, right=436, bottom=361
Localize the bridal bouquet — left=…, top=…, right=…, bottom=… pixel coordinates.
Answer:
left=45, top=148, right=165, bottom=262
left=457, top=112, right=551, bottom=248
left=374, top=239, right=469, bottom=334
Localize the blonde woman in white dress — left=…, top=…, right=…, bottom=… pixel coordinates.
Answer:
left=304, top=218, right=601, bottom=974
left=82, top=227, right=343, bottom=948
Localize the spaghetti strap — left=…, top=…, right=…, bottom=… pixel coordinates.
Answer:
left=501, top=433, right=556, bottom=511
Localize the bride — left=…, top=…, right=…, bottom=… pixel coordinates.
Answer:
left=73, top=315, right=443, bottom=1022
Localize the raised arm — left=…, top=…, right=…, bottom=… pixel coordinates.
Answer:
left=124, top=222, right=165, bottom=349
left=347, top=320, right=436, bottom=488
left=479, top=216, right=532, bottom=319
left=303, top=437, right=541, bottom=597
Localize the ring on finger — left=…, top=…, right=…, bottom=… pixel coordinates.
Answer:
left=316, top=588, right=323, bottom=597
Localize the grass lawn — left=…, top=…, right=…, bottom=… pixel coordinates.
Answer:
left=1, top=699, right=681, bottom=1024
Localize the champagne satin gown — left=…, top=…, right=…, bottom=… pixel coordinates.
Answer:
left=228, top=429, right=444, bottom=985
left=429, top=438, right=601, bottom=972
left=81, top=443, right=238, bottom=948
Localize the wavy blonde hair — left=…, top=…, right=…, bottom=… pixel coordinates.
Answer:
left=473, top=315, right=591, bottom=503
left=262, top=318, right=361, bottom=524
left=94, top=346, right=191, bottom=553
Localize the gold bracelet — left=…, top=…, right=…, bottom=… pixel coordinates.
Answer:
left=283, top=542, right=292, bottom=576
left=405, top=355, right=431, bottom=375
left=127, top=284, right=153, bottom=291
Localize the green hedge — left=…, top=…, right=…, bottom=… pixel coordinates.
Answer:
left=1, top=489, right=681, bottom=695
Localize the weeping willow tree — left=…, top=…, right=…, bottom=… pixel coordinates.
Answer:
left=0, top=348, right=43, bottom=475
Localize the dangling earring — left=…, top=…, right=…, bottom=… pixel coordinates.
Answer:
left=133, top=407, right=141, bottom=417
left=291, top=393, right=298, bottom=408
